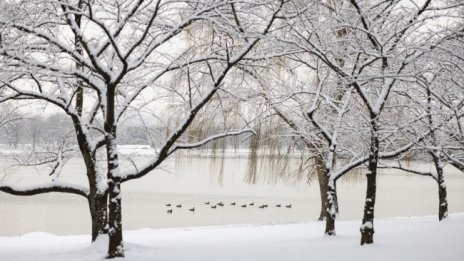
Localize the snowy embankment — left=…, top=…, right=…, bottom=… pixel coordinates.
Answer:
left=1, top=214, right=463, bottom=261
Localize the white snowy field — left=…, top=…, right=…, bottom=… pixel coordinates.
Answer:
left=0, top=214, right=463, bottom=261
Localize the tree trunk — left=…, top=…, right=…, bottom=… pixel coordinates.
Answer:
left=316, top=156, right=328, bottom=221
left=106, top=139, right=124, bottom=258
left=72, top=122, right=108, bottom=242
left=437, top=171, right=448, bottom=221
left=105, top=88, right=124, bottom=258
left=89, top=193, right=108, bottom=242
left=333, top=175, right=339, bottom=215
left=427, top=87, right=448, bottom=221
left=325, top=178, right=337, bottom=235
left=360, top=123, right=379, bottom=245
left=360, top=169, right=376, bottom=245
left=73, top=113, right=109, bottom=242
left=432, top=156, right=448, bottom=221
left=107, top=180, right=123, bottom=258
left=71, top=0, right=109, bottom=243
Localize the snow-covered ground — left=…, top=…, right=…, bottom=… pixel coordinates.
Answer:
left=0, top=214, right=463, bottom=261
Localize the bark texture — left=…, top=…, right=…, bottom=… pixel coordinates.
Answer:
left=106, top=88, right=124, bottom=258
left=360, top=170, right=376, bottom=245
left=432, top=155, right=448, bottom=221
left=325, top=179, right=338, bottom=235
left=316, top=156, right=328, bottom=221
left=89, top=194, right=108, bottom=242
left=107, top=181, right=123, bottom=258
left=360, top=122, right=379, bottom=245
left=72, top=0, right=108, bottom=243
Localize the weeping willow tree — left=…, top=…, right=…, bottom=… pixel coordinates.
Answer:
left=242, top=105, right=343, bottom=220
left=152, top=74, right=257, bottom=185
left=246, top=126, right=260, bottom=184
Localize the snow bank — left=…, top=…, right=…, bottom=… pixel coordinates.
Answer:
left=0, top=214, right=463, bottom=261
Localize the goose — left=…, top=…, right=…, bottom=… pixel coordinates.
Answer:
left=276, top=204, right=281, bottom=207
left=218, top=202, right=224, bottom=207
left=286, top=204, right=292, bottom=208
left=189, top=207, right=195, bottom=212
left=165, top=204, right=171, bottom=207
left=259, top=205, right=265, bottom=209
left=241, top=204, right=247, bottom=208
left=167, top=209, right=173, bottom=214
left=211, top=205, right=217, bottom=209
left=249, top=202, right=254, bottom=206
left=176, top=204, right=182, bottom=208
left=205, top=202, right=210, bottom=205
left=230, top=202, right=236, bottom=206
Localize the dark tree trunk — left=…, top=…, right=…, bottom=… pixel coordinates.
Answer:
left=73, top=118, right=108, bottom=242
left=106, top=88, right=124, bottom=258
left=360, top=122, right=379, bottom=245
left=333, top=175, right=339, bottom=214
left=89, top=193, right=108, bottom=242
left=437, top=171, right=448, bottom=221
left=426, top=87, right=449, bottom=221
left=325, top=179, right=338, bottom=235
left=106, top=144, right=124, bottom=258
left=432, top=155, right=448, bottom=221
left=70, top=0, right=109, bottom=243
left=316, top=156, right=328, bottom=221
left=73, top=103, right=109, bottom=242
left=107, top=180, right=123, bottom=258
left=360, top=169, right=376, bottom=245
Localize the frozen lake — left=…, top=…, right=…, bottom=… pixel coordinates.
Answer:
left=0, top=156, right=463, bottom=236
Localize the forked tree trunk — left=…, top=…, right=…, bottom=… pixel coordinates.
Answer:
left=360, top=123, right=379, bottom=245
left=73, top=120, right=108, bottom=242
left=73, top=110, right=109, bottom=242
left=71, top=0, right=109, bottom=243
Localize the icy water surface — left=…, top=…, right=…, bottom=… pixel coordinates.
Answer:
left=0, top=157, right=463, bottom=236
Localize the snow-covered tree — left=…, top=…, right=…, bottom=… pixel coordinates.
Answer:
left=272, top=0, right=464, bottom=244
left=0, top=0, right=285, bottom=257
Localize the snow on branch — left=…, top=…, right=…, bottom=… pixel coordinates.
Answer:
left=377, top=162, right=437, bottom=181
left=0, top=80, right=78, bottom=117
left=0, top=181, right=89, bottom=198
left=119, top=0, right=285, bottom=183
left=93, top=0, right=150, bottom=57
left=0, top=20, right=95, bottom=71
left=62, top=7, right=113, bottom=83
left=332, top=110, right=463, bottom=180
left=443, top=151, right=464, bottom=173
left=450, top=161, right=464, bottom=173
left=126, top=1, right=231, bottom=71
left=169, top=129, right=255, bottom=153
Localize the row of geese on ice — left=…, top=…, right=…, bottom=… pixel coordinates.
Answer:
left=165, top=202, right=292, bottom=213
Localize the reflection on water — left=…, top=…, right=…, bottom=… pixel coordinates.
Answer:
left=0, top=157, right=463, bottom=236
